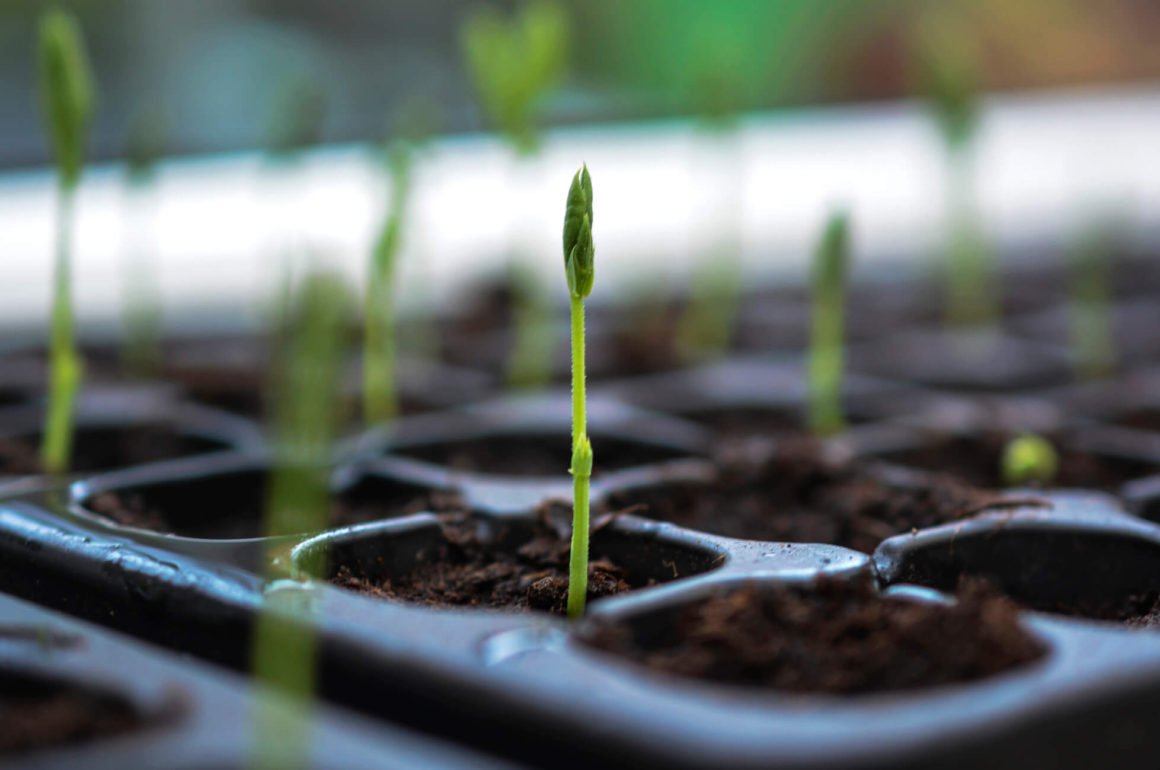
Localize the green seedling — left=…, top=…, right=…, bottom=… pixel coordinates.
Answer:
left=505, top=261, right=554, bottom=389
left=266, top=75, right=327, bottom=161
left=918, top=12, right=996, bottom=329
left=808, top=211, right=850, bottom=438
left=460, top=0, right=568, bottom=155
left=37, top=9, right=95, bottom=475
left=1001, top=434, right=1059, bottom=487
left=462, top=1, right=569, bottom=390
left=1068, top=225, right=1116, bottom=381
left=121, top=106, right=167, bottom=379
left=252, top=270, right=351, bottom=770
left=563, top=165, right=595, bottom=620
left=364, top=140, right=412, bottom=425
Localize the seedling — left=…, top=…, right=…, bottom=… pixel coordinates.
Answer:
left=563, top=165, right=595, bottom=620
left=460, top=0, right=568, bottom=155
left=37, top=9, right=95, bottom=475
left=462, top=1, right=568, bottom=390
left=121, top=106, right=167, bottom=378
left=252, top=270, right=351, bottom=769
left=918, top=12, right=996, bottom=329
left=1068, top=224, right=1116, bottom=381
left=1001, top=434, right=1059, bottom=487
left=808, top=212, right=850, bottom=438
left=364, top=139, right=412, bottom=425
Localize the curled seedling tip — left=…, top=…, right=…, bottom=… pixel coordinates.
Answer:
left=38, top=9, right=96, bottom=189
left=563, top=164, right=594, bottom=298
left=1001, top=434, right=1059, bottom=487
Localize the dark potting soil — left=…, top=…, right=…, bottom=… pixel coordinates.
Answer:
left=1110, top=408, right=1160, bottom=435
left=395, top=434, right=692, bottom=477
left=85, top=470, right=467, bottom=539
left=584, top=577, right=1045, bottom=694
left=334, top=514, right=637, bottom=614
left=603, top=443, right=1008, bottom=554
left=0, top=426, right=233, bottom=476
left=874, top=433, right=1156, bottom=491
left=0, top=671, right=144, bottom=755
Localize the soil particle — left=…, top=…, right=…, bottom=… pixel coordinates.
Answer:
left=605, top=441, right=1008, bottom=554
left=584, top=577, right=1046, bottom=693
left=334, top=512, right=637, bottom=613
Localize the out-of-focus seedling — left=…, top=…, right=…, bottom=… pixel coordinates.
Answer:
left=364, top=139, right=412, bottom=425
left=1068, top=224, right=1116, bottom=381
left=918, top=11, right=996, bottom=329
left=252, top=270, right=351, bottom=770
left=461, top=0, right=568, bottom=156
left=563, top=165, right=595, bottom=620
left=37, top=9, right=95, bottom=475
left=674, top=24, right=750, bottom=363
left=1001, top=434, right=1059, bottom=487
left=808, top=212, right=850, bottom=438
left=462, top=1, right=568, bottom=389
left=121, top=106, right=167, bottom=379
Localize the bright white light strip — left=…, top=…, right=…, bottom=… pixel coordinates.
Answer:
left=2, top=84, right=1159, bottom=338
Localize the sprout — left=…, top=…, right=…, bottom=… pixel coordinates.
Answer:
left=121, top=105, right=167, bottom=379
left=916, top=11, right=996, bottom=329
left=1068, top=224, right=1116, bottom=381
left=37, top=9, right=95, bottom=475
left=808, top=211, right=850, bottom=438
left=1001, top=434, right=1059, bottom=487
left=253, top=270, right=351, bottom=770
left=564, top=164, right=594, bottom=620
left=266, top=75, right=327, bottom=160
left=505, top=262, right=554, bottom=388
left=364, top=140, right=412, bottom=425
left=460, top=0, right=568, bottom=155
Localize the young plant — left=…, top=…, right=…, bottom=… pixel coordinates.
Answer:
left=1068, top=224, right=1116, bottom=381
left=918, top=12, right=996, bottom=329
left=364, top=139, right=412, bottom=425
left=252, top=270, right=351, bottom=769
left=1001, top=434, right=1059, bottom=487
left=37, top=9, right=95, bottom=475
left=461, top=1, right=568, bottom=390
left=808, top=212, right=850, bottom=438
left=121, top=106, right=167, bottom=379
left=563, top=165, right=595, bottom=620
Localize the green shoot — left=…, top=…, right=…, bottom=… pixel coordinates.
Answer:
left=505, top=261, right=554, bottom=389
left=1001, top=434, right=1059, bottom=487
left=1068, top=225, right=1116, bottom=381
left=266, top=75, right=326, bottom=161
left=674, top=251, right=743, bottom=363
left=563, top=165, right=594, bottom=620
left=460, top=0, right=568, bottom=156
left=252, top=270, right=350, bottom=769
left=364, top=140, right=412, bottom=425
left=918, top=12, right=996, bottom=329
left=808, top=211, right=850, bottom=438
left=37, top=9, right=95, bottom=476
left=121, top=106, right=167, bottom=379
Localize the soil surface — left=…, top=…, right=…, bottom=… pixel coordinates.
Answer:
left=395, top=434, right=691, bottom=477
left=86, top=475, right=467, bottom=539
left=334, top=513, right=637, bottom=613
left=874, top=433, right=1156, bottom=491
left=584, top=577, right=1045, bottom=693
left=603, top=441, right=1011, bottom=554
left=0, top=672, right=143, bottom=755
left=0, top=426, right=232, bottom=476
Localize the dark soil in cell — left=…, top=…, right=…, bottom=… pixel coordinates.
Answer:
left=0, top=426, right=233, bottom=476
left=603, top=442, right=1008, bottom=554
left=85, top=470, right=467, bottom=539
left=1110, top=409, right=1160, bottom=434
left=394, top=435, right=692, bottom=477
left=0, top=671, right=144, bottom=755
left=875, top=433, right=1156, bottom=491
left=584, top=577, right=1046, bottom=693
left=334, top=514, right=637, bottom=614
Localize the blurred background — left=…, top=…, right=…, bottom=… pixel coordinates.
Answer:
left=4, top=0, right=1160, bottom=333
